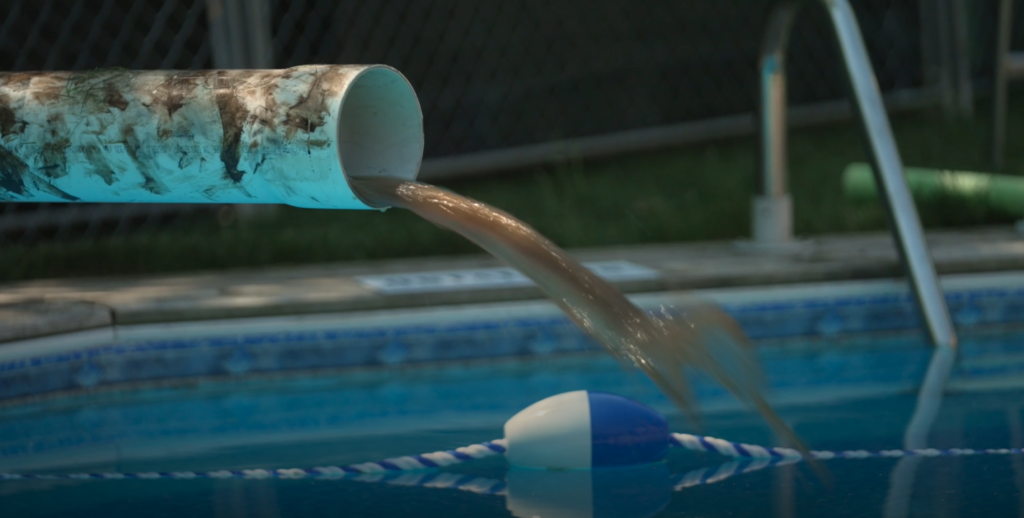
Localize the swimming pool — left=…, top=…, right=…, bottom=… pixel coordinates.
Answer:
left=3, top=272, right=1024, bottom=517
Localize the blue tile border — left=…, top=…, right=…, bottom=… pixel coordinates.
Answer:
left=3, top=281, right=1024, bottom=401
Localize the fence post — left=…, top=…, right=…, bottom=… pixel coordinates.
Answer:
left=205, top=0, right=276, bottom=221
left=205, top=0, right=273, bottom=69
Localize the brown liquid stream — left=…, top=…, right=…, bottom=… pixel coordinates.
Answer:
left=351, top=176, right=809, bottom=456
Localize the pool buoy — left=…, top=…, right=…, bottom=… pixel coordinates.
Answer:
left=503, top=390, right=670, bottom=469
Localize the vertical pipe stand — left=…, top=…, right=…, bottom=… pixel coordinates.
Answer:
left=747, top=1, right=808, bottom=254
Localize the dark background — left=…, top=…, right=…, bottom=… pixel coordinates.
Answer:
left=0, top=0, right=1016, bottom=272
left=0, top=0, right=985, bottom=158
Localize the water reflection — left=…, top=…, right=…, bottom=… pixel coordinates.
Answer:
left=1009, top=407, right=1024, bottom=518
left=774, top=462, right=795, bottom=518
left=337, top=458, right=795, bottom=518
left=214, top=480, right=280, bottom=518
left=507, top=465, right=670, bottom=518
left=883, top=346, right=956, bottom=518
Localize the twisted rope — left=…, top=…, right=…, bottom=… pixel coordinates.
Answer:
left=670, top=433, right=1024, bottom=460
left=0, top=439, right=507, bottom=481
left=4, top=433, right=1023, bottom=482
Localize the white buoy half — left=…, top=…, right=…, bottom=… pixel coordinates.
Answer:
left=504, top=390, right=593, bottom=470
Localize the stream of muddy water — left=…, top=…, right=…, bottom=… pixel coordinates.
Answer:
left=350, top=176, right=806, bottom=453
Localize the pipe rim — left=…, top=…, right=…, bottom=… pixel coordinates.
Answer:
left=337, top=65, right=424, bottom=208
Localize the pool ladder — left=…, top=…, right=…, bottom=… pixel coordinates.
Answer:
left=751, top=0, right=957, bottom=350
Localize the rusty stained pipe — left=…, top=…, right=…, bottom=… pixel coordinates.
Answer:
left=0, top=65, right=423, bottom=209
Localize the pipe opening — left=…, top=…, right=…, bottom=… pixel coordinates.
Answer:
left=338, top=67, right=423, bottom=207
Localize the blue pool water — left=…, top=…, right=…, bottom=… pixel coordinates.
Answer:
left=2, top=324, right=1024, bottom=517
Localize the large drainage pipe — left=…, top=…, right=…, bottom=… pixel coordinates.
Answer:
left=0, top=65, right=423, bottom=209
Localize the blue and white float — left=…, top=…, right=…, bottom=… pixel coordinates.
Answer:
left=504, top=390, right=670, bottom=470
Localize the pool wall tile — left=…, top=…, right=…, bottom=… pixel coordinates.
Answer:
left=3, top=278, right=1024, bottom=401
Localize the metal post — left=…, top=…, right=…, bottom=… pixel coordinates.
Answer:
left=950, top=0, right=974, bottom=118
left=753, top=0, right=957, bottom=349
left=206, top=0, right=276, bottom=220
left=205, top=0, right=273, bottom=69
left=918, top=0, right=972, bottom=118
left=936, top=0, right=958, bottom=116
left=917, top=0, right=947, bottom=109
left=993, top=0, right=1014, bottom=170
left=753, top=1, right=799, bottom=246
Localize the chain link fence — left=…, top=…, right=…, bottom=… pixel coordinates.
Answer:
left=273, top=0, right=927, bottom=158
left=0, top=0, right=212, bottom=245
left=0, top=0, right=1005, bottom=246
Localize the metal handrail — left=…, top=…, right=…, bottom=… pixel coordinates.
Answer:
left=753, top=0, right=957, bottom=349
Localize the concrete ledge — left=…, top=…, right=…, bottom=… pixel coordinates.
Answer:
left=0, top=227, right=1021, bottom=339
left=0, top=300, right=111, bottom=343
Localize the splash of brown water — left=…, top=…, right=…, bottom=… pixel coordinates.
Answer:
left=351, top=176, right=808, bottom=455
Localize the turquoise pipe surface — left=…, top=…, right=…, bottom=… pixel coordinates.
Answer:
left=0, top=65, right=423, bottom=209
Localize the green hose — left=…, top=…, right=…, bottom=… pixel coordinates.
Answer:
left=842, top=163, right=1024, bottom=215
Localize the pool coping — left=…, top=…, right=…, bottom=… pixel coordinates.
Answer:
left=2, top=225, right=1024, bottom=344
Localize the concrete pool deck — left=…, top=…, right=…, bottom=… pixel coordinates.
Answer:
left=3, top=226, right=1024, bottom=343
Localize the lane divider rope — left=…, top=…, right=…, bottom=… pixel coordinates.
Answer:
left=0, top=440, right=508, bottom=481
left=3, top=433, right=1021, bottom=481
left=670, top=433, right=1024, bottom=460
